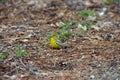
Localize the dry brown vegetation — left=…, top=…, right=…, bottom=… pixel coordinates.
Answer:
left=0, top=0, right=120, bottom=80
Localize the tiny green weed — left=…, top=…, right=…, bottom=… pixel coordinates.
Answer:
left=103, top=0, right=120, bottom=3
left=0, top=54, right=6, bottom=60
left=59, top=30, right=69, bottom=41
left=78, top=9, right=97, bottom=17
left=59, top=30, right=69, bottom=38
left=47, top=33, right=52, bottom=40
left=115, top=0, right=120, bottom=2
left=86, top=21, right=93, bottom=30
left=78, top=21, right=93, bottom=31
left=59, top=21, right=72, bottom=30
left=103, top=0, right=112, bottom=3
left=0, top=0, right=6, bottom=2
left=16, top=45, right=28, bottom=58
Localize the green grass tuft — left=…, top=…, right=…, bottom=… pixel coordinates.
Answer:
left=78, top=9, right=97, bottom=17
left=0, top=54, right=6, bottom=60
left=16, top=45, right=28, bottom=58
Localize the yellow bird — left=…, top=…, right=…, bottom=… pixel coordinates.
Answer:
left=50, top=33, right=64, bottom=49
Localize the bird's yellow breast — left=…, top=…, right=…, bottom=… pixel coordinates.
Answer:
left=50, top=38, right=60, bottom=48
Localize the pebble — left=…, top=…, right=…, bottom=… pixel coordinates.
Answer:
left=90, top=75, right=95, bottom=79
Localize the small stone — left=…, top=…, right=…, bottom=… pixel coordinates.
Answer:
left=90, top=75, right=95, bottom=79
left=27, top=0, right=35, bottom=5
left=10, top=75, right=18, bottom=80
left=81, top=55, right=85, bottom=59
left=57, top=12, right=64, bottom=18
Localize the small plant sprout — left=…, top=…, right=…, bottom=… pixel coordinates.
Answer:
left=0, top=54, right=6, bottom=60
left=103, top=0, right=112, bottom=3
left=77, top=21, right=93, bottom=31
left=59, top=30, right=69, bottom=38
left=16, top=45, right=28, bottom=58
left=47, top=33, right=52, bottom=40
left=86, top=21, right=93, bottom=30
left=60, top=21, right=72, bottom=30
left=0, top=0, right=6, bottom=2
left=59, top=30, right=69, bottom=42
left=103, top=0, right=120, bottom=3
left=78, top=9, right=97, bottom=17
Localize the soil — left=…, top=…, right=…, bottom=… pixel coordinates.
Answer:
left=0, top=0, right=120, bottom=80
